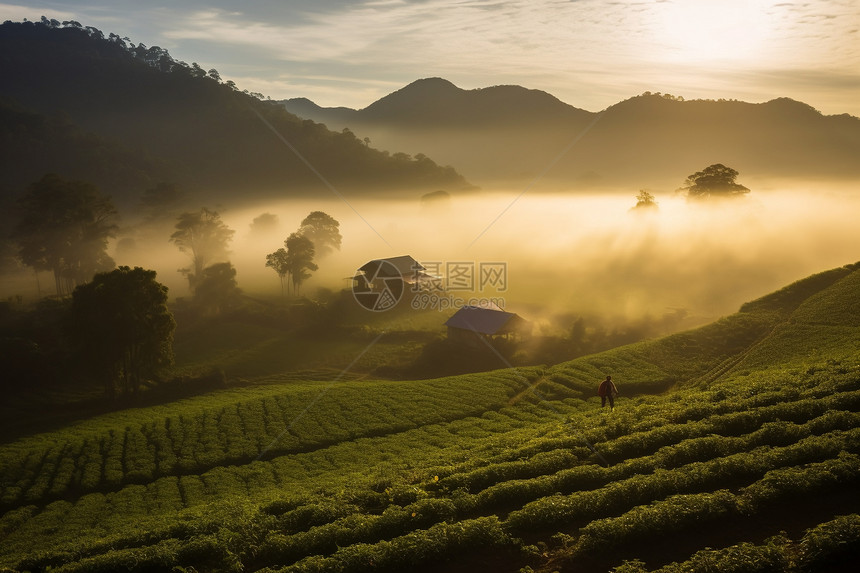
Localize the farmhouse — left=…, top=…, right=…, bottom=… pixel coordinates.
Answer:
left=352, top=255, right=436, bottom=310
left=354, top=255, right=430, bottom=288
left=445, top=305, right=530, bottom=347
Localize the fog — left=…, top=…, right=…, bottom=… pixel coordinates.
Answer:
left=5, top=184, right=859, bottom=331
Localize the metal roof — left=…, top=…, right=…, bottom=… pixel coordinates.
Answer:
left=444, top=306, right=524, bottom=335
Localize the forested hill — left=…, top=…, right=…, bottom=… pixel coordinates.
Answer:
left=284, top=78, right=860, bottom=189
left=0, top=20, right=467, bottom=210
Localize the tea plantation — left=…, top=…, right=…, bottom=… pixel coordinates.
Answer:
left=1, top=264, right=859, bottom=572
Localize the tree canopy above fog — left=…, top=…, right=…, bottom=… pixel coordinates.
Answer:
left=680, top=164, right=750, bottom=200
left=299, top=211, right=342, bottom=258
left=170, top=208, right=234, bottom=288
left=632, top=190, right=658, bottom=210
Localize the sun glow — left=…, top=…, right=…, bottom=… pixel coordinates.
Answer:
left=653, top=0, right=776, bottom=64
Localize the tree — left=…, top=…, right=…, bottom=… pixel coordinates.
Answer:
left=265, top=248, right=290, bottom=298
left=680, top=164, right=750, bottom=200
left=190, top=62, right=206, bottom=78
left=169, top=208, right=234, bottom=288
left=632, top=190, right=658, bottom=210
left=193, top=262, right=241, bottom=315
left=69, top=266, right=175, bottom=398
left=298, top=211, right=342, bottom=258
left=12, top=174, right=117, bottom=296
left=285, top=233, right=317, bottom=296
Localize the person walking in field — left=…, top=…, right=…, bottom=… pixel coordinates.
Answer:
left=598, top=375, right=618, bottom=411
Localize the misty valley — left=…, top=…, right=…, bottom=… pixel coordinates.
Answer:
left=1, top=16, right=860, bottom=573
left=7, top=185, right=860, bottom=386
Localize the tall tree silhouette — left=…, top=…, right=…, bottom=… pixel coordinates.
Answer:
left=265, top=248, right=290, bottom=298
left=12, top=174, right=117, bottom=295
left=285, top=233, right=317, bottom=296
left=169, top=208, right=234, bottom=288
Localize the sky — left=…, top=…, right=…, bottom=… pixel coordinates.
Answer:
left=2, top=1, right=859, bottom=116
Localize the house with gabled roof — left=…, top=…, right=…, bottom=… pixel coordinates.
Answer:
left=351, top=255, right=435, bottom=311
left=356, top=255, right=428, bottom=286
left=444, top=305, right=530, bottom=347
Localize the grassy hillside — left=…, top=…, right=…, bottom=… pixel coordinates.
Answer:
left=1, top=263, right=859, bottom=572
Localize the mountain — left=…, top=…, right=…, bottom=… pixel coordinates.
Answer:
left=283, top=78, right=598, bottom=186
left=283, top=80, right=860, bottom=189
left=571, top=93, right=860, bottom=189
left=1, top=261, right=859, bottom=570
left=285, top=77, right=593, bottom=128
left=361, top=77, right=592, bottom=127
left=282, top=97, right=359, bottom=128
left=0, top=21, right=468, bottom=214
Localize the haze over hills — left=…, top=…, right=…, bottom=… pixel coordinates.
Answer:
left=4, top=18, right=856, bottom=215
left=0, top=21, right=468, bottom=215
left=283, top=78, right=860, bottom=190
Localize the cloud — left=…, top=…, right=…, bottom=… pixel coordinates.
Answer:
left=155, top=1, right=650, bottom=106
left=149, top=0, right=858, bottom=114
left=160, top=2, right=627, bottom=67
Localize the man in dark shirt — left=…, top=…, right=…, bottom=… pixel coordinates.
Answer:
left=598, top=375, right=619, bottom=411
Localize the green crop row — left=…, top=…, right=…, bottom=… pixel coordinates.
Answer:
left=106, top=516, right=508, bottom=573
left=12, top=435, right=858, bottom=573
left=465, top=411, right=858, bottom=516
left=256, top=516, right=512, bottom=573
left=422, top=385, right=859, bottom=500
left=614, top=513, right=860, bottom=573
left=569, top=453, right=860, bottom=562
left=504, top=430, right=860, bottom=533
left=9, top=400, right=855, bottom=572
left=0, top=370, right=537, bottom=508
left=0, top=400, right=556, bottom=569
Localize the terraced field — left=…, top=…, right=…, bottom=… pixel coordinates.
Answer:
left=1, top=263, right=859, bottom=572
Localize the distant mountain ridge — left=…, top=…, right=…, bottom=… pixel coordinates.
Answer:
left=361, top=78, right=592, bottom=126
left=283, top=79, right=860, bottom=189
left=285, top=77, right=592, bottom=128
